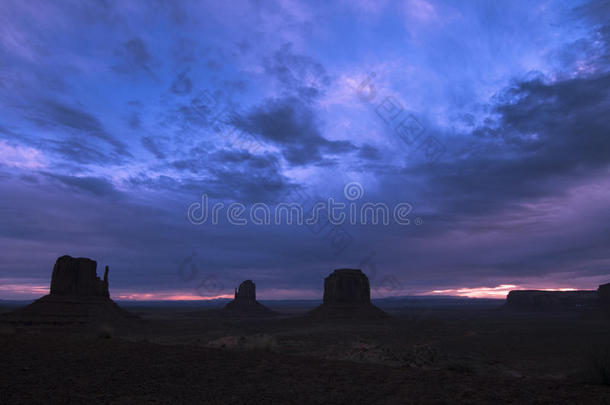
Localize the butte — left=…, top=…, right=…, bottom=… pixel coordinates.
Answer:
left=306, top=269, right=388, bottom=318
left=2, top=255, right=135, bottom=325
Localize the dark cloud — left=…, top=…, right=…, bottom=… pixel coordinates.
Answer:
left=44, top=173, right=121, bottom=198
left=141, top=136, right=166, bottom=159
left=233, top=97, right=356, bottom=165
left=27, top=100, right=130, bottom=157
left=222, top=79, right=248, bottom=92
left=206, top=59, right=222, bottom=71
left=113, top=37, right=156, bottom=77
left=170, top=70, right=193, bottom=95
left=44, top=138, right=117, bottom=165
left=172, top=37, right=197, bottom=63
left=19, top=174, right=38, bottom=183
left=406, top=71, right=610, bottom=218
left=549, top=0, right=610, bottom=75
left=0, top=124, right=27, bottom=142
left=358, top=144, right=382, bottom=160
left=574, top=0, right=610, bottom=69
left=127, top=112, right=141, bottom=129
left=171, top=148, right=292, bottom=201
left=264, top=43, right=330, bottom=101
left=126, top=173, right=179, bottom=190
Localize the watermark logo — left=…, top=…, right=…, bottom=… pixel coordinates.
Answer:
left=344, top=181, right=364, bottom=200
left=359, top=251, right=404, bottom=296
left=280, top=186, right=354, bottom=256
left=187, top=182, right=415, bottom=227
left=178, top=252, right=225, bottom=298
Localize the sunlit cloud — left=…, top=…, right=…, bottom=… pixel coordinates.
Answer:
left=0, top=280, right=49, bottom=299
left=0, top=140, right=47, bottom=169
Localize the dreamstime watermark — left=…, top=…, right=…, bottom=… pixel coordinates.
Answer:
left=278, top=185, right=354, bottom=255
left=187, top=182, right=416, bottom=227
left=359, top=250, right=404, bottom=296
left=357, top=72, right=446, bottom=162
left=177, top=252, right=227, bottom=301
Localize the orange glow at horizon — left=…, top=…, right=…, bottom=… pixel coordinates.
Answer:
left=0, top=283, right=49, bottom=297
left=0, top=282, right=235, bottom=301
left=113, top=292, right=235, bottom=301
left=426, top=284, right=579, bottom=299
left=0, top=280, right=581, bottom=301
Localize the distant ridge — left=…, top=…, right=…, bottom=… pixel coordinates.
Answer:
left=504, top=287, right=606, bottom=312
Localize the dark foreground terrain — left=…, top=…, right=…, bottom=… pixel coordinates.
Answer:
left=1, top=300, right=609, bottom=404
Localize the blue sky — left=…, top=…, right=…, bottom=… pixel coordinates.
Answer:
left=1, top=0, right=609, bottom=300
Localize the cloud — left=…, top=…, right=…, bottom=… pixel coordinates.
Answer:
left=27, top=100, right=131, bottom=157
left=43, top=138, right=118, bottom=165
left=2, top=0, right=610, bottom=299
left=572, top=0, right=610, bottom=71
left=263, top=42, right=330, bottom=101
left=171, top=148, right=293, bottom=201
left=112, top=37, right=156, bottom=77
left=141, top=136, right=166, bottom=159
left=0, top=140, right=46, bottom=169
left=44, top=173, right=121, bottom=198
left=170, top=69, right=193, bottom=95
left=233, top=97, right=357, bottom=165
left=358, top=144, right=382, bottom=160
left=406, top=71, right=610, bottom=218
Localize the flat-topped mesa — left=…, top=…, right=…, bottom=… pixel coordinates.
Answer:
left=505, top=289, right=598, bottom=311
left=50, top=255, right=109, bottom=297
left=323, top=269, right=371, bottom=305
left=234, top=280, right=256, bottom=303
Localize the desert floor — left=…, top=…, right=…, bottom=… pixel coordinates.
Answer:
left=1, top=300, right=609, bottom=404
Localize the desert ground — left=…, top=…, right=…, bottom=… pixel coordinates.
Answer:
left=1, top=299, right=609, bottom=404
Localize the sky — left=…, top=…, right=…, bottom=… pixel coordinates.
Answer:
left=1, top=0, right=609, bottom=300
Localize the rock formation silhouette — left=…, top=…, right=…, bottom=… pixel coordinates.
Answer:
left=222, top=280, right=276, bottom=317
left=306, top=269, right=387, bottom=318
left=505, top=289, right=599, bottom=311
left=323, top=269, right=371, bottom=304
left=3, top=255, right=134, bottom=325
left=50, top=256, right=109, bottom=297
left=234, top=280, right=256, bottom=303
